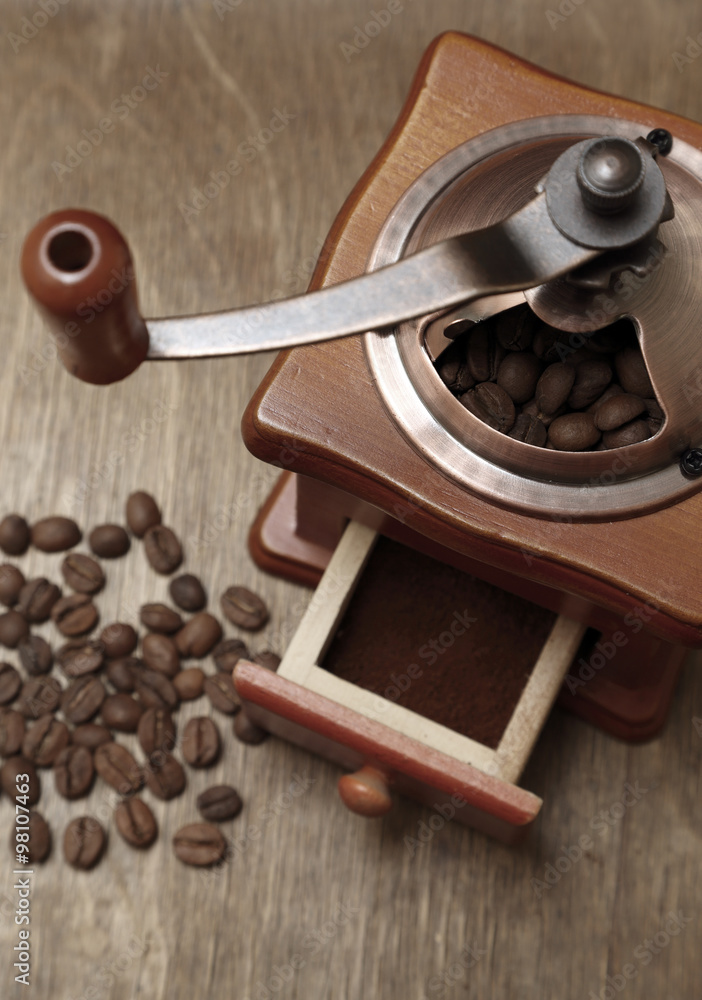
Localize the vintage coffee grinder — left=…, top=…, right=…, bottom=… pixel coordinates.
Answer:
left=20, top=34, right=702, bottom=841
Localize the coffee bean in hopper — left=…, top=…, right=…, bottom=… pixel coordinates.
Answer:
left=172, top=822, right=227, bottom=867
left=459, top=382, right=516, bottom=433
left=615, top=347, right=654, bottom=397
left=63, top=816, right=106, bottom=870
left=497, top=351, right=543, bottom=404
left=126, top=491, right=162, bottom=538
left=88, top=523, right=130, bottom=559
left=0, top=514, right=30, bottom=556
left=31, top=516, right=81, bottom=553
left=0, top=564, right=25, bottom=607
left=594, top=393, right=647, bottom=432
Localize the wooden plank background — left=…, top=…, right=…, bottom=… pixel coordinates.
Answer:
left=0, top=1, right=700, bottom=998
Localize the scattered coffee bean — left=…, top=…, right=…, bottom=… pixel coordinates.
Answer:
left=196, top=785, right=243, bottom=822
left=61, top=553, right=105, bottom=595
left=175, top=613, right=222, bottom=659
left=145, top=753, right=185, bottom=800
left=137, top=707, right=176, bottom=757
left=1, top=755, right=40, bottom=804
left=62, top=676, right=106, bottom=725
left=18, top=676, right=62, bottom=718
left=100, top=622, right=138, bottom=658
left=0, top=610, right=29, bottom=648
left=0, top=515, right=30, bottom=556
left=0, top=564, right=25, bottom=607
left=602, top=419, right=652, bottom=449
left=169, top=573, right=207, bottom=612
left=13, top=810, right=51, bottom=863
left=173, top=667, right=204, bottom=700
left=0, top=708, right=25, bottom=756
left=204, top=673, right=241, bottom=715
left=252, top=650, right=281, bottom=672
left=140, top=603, right=183, bottom=634
left=143, top=525, right=183, bottom=575
left=57, top=639, right=105, bottom=678
left=54, top=745, right=95, bottom=799
left=142, top=633, right=180, bottom=678
left=17, top=577, right=62, bottom=623
left=106, top=657, right=139, bottom=693
left=22, top=714, right=70, bottom=767
left=234, top=711, right=268, bottom=745
left=88, top=523, right=130, bottom=559
left=18, top=635, right=53, bottom=675
left=548, top=412, right=601, bottom=451
left=101, top=693, right=144, bottom=733
left=126, top=491, right=161, bottom=538
left=51, top=594, right=99, bottom=637
left=135, top=668, right=179, bottom=711
left=497, top=352, right=543, bottom=405
left=615, top=347, right=654, bottom=397
left=71, top=723, right=112, bottom=751
left=0, top=662, right=22, bottom=704
left=212, top=638, right=249, bottom=674
left=221, top=586, right=269, bottom=630
left=594, top=393, right=646, bottom=432
left=460, top=382, right=516, bottom=433
left=63, top=816, right=105, bottom=869
left=115, top=797, right=158, bottom=849
left=94, top=741, right=143, bottom=794
left=31, top=516, right=81, bottom=553
left=172, top=822, right=226, bottom=867
left=182, top=716, right=221, bottom=767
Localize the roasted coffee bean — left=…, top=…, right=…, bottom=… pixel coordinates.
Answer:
left=0, top=662, right=21, bottom=704
left=106, top=657, right=140, bottom=693
left=17, top=577, right=62, bottom=623
left=14, top=810, right=51, bottom=863
left=459, top=382, right=516, bottom=433
left=567, top=360, right=612, bottom=410
left=0, top=564, right=25, bottom=607
left=535, top=363, right=576, bottom=415
left=18, top=676, right=62, bottom=718
left=522, top=398, right=564, bottom=428
left=252, top=650, right=281, bottom=672
left=494, top=304, right=539, bottom=352
left=175, top=613, right=222, bottom=659
left=0, top=514, right=30, bottom=556
left=139, top=603, right=183, bottom=634
left=587, top=382, right=623, bottom=413
left=145, top=753, right=185, bottom=800
left=101, top=693, right=144, bottom=733
left=645, top=397, right=664, bottom=434
left=61, top=553, right=105, bottom=595
left=1, top=755, right=40, bottom=804
left=94, top=741, right=143, bottom=794
left=594, top=393, right=646, bottom=432
left=603, top=419, right=652, bottom=449
left=57, top=639, right=104, bottom=678
left=173, top=667, right=205, bottom=700
left=496, top=352, right=543, bottom=405
left=436, top=345, right=474, bottom=394
left=234, top=711, right=268, bottom=745
left=135, top=668, right=179, bottom=711
left=169, top=574, right=207, bottom=612
left=182, top=716, right=221, bottom=767
left=221, top=586, right=269, bottom=630
left=18, top=635, right=53, bottom=675
left=22, top=714, right=70, bottom=767
left=466, top=326, right=506, bottom=382
left=0, top=709, right=25, bottom=756
left=62, top=675, right=106, bottom=724
left=143, top=525, right=183, bottom=575
left=63, top=816, right=105, bottom=869
left=548, top=412, right=601, bottom=451
left=204, top=673, right=241, bottom=715
left=173, top=822, right=226, bottom=867
left=508, top=413, right=548, bottom=447
left=196, top=785, right=243, bottom=822
left=142, top=633, right=180, bottom=678
left=100, top=622, right=138, bottom=658
left=71, top=723, right=112, bottom=751
left=137, top=707, right=176, bottom=757
left=532, top=323, right=565, bottom=361
left=563, top=346, right=600, bottom=366
left=126, top=491, right=161, bottom=538
left=51, top=594, right=99, bottom=637
left=88, top=523, right=131, bottom=559
left=54, top=745, right=95, bottom=799
left=615, top=347, right=654, bottom=397
left=31, top=516, right=81, bottom=553
left=212, top=638, right=249, bottom=674
left=0, top=610, right=29, bottom=648
left=115, top=797, right=158, bottom=848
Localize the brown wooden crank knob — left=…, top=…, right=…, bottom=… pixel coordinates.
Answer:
left=337, top=764, right=392, bottom=817
left=21, top=209, right=148, bottom=385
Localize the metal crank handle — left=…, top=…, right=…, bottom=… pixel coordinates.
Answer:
left=20, top=135, right=671, bottom=385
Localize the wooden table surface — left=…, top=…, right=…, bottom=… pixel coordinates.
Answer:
left=0, top=2, right=700, bottom=998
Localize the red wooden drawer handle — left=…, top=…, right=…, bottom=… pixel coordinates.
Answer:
left=338, top=765, right=392, bottom=817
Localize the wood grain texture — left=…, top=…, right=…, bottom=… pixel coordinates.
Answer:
left=0, top=2, right=700, bottom=999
